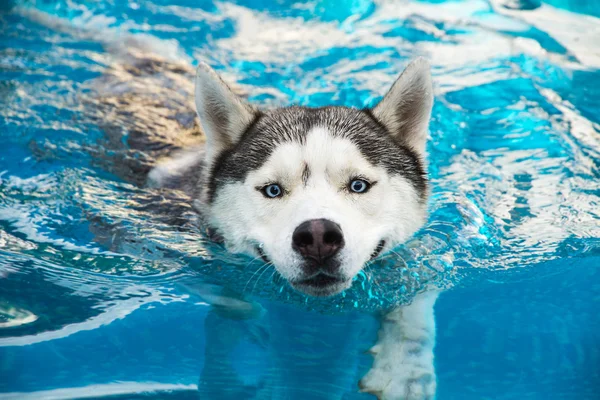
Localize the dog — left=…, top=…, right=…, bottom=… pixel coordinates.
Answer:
left=146, top=58, right=438, bottom=400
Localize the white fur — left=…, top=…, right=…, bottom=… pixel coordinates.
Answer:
left=360, top=290, right=439, bottom=400
left=147, top=147, right=203, bottom=188
left=207, top=126, right=427, bottom=287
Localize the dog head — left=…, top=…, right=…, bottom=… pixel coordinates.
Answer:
left=195, top=59, right=433, bottom=296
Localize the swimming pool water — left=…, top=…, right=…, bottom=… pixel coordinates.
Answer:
left=1, top=0, right=599, bottom=399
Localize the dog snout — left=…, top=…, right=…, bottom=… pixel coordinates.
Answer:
left=292, top=219, right=345, bottom=265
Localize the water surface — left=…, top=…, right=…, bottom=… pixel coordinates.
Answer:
left=1, top=0, right=599, bottom=398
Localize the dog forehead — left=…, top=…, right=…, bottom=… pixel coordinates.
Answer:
left=253, top=126, right=375, bottom=179
left=254, top=106, right=374, bottom=137
left=209, top=106, right=427, bottom=202
left=211, top=106, right=376, bottom=178
left=242, top=106, right=383, bottom=165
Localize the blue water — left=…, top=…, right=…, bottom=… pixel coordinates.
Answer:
left=1, top=0, right=600, bottom=398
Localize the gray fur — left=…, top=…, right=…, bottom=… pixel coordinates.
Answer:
left=372, top=57, right=434, bottom=156
left=207, top=106, right=427, bottom=203
left=172, top=59, right=433, bottom=206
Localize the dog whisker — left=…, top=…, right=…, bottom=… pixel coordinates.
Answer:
left=363, top=261, right=382, bottom=289
left=243, top=261, right=270, bottom=293
left=251, top=262, right=273, bottom=294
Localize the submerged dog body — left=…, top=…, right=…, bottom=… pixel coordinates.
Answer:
left=148, top=58, right=438, bottom=399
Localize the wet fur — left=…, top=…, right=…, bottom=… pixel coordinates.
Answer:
left=95, top=55, right=439, bottom=399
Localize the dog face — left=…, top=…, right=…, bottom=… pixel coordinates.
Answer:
left=195, top=59, right=433, bottom=297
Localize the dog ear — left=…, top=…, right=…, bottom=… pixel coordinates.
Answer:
left=195, top=63, right=257, bottom=162
left=372, top=58, right=433, bottom=156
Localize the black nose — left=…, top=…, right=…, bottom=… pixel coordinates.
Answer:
left=292, top=219, right=345, bottom=264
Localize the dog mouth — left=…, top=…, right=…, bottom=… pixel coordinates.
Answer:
left=370, top=239, right=386, bottom=260
left=256, top=239, right=385, bottom=296
left=292, top=273, right=349, bottom=296
left=297, top=273, right=345, bottom=288
left=256, top=245, right=270, bottom=263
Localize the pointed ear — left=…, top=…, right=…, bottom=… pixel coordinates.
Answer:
left=372, top=58, right=433, bottom=155
left=195, top=62, right=257, bottom=162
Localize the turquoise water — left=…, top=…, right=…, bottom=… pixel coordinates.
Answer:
left=1, top=0, right=600, bottom=398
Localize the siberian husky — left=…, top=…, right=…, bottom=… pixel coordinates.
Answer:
left=147, top=58, right=438, bottom=400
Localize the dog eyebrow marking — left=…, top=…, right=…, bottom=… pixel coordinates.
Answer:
left=302, top=163, right=310, bottom=186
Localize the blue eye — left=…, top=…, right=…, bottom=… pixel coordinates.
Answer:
left=349, top=179, right=370, bottom=193
left=262, top=184, right=283, bottom=198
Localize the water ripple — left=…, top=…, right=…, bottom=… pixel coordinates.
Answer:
left=0, top=0, right=599, bottom=329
